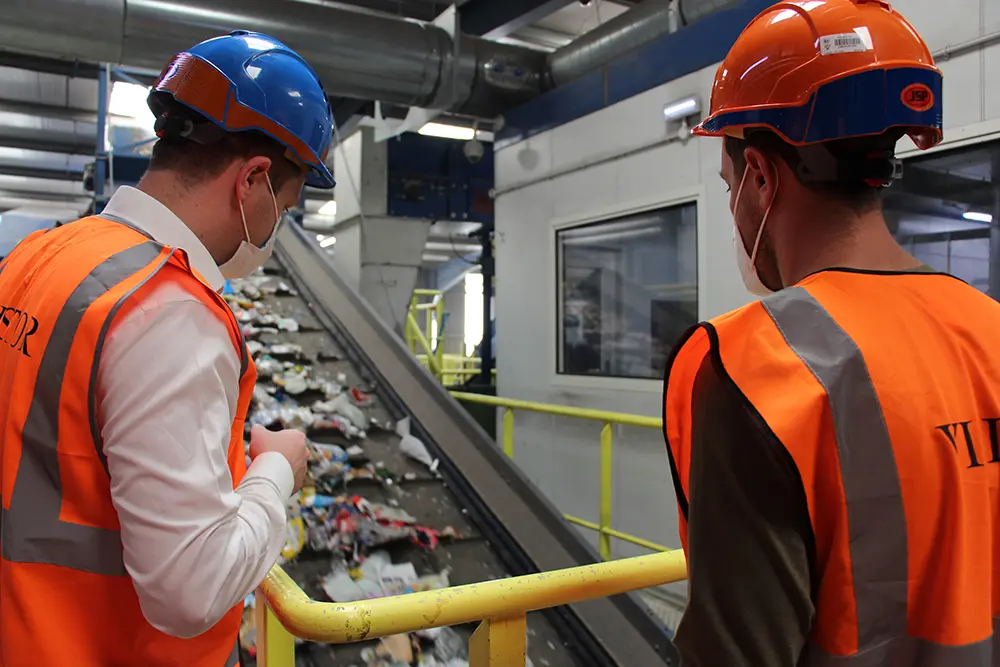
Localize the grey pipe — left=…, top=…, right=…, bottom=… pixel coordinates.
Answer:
left=547, top=0, right=674, bottom=88
left=677, top=0, right=741, bottom=26
left=0, top=0, right=544, bottom=116
left=547, top=0, right=739, bottom=89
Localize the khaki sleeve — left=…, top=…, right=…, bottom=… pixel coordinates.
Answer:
left=672, top=353, right=816, bottom=667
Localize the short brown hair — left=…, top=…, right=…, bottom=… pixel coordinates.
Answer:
left=146, top=99, right=301, bottom=191
left=724, top=131, right=894, bottom=214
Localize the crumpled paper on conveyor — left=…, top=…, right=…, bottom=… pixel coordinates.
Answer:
left=227, top=271, right=466, bottom=665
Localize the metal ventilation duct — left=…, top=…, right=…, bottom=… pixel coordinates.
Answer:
left=546, top=0, right=740, bottom=89
left=678, top=0, right=742, bottom=26
left=0, top=0, right=546, bottom=117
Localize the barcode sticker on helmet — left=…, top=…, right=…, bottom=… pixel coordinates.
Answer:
left=820, top=32, right=872, bottom=55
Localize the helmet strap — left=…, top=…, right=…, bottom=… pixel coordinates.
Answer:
left=793, top=143, right=902, bottom=189
left=153, top=111, right=226, bottom=145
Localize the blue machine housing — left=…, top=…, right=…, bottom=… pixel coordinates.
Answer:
left=385, top=133, right=494, bottom=225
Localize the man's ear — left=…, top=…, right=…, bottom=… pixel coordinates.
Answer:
left=743, top=146, right=779, bottom=204
left=234, top=156, right=273, bottom=201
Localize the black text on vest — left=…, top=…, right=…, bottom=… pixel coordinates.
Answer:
left=0, top=306, right=39, bottom=358
left=935, top=419, right=1000, bottom=468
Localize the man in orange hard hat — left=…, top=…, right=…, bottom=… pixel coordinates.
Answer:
left=0, top=31, right=334, bottom=666
left=663, top=1, right=1000, bottom=665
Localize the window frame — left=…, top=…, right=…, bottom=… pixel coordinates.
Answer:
left=890, top=132, right=1000, bottom=297
left=549, top=186, right=704, bottom=392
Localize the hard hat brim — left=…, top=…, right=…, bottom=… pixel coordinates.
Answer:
left=307, top=162, right=336, bottom=190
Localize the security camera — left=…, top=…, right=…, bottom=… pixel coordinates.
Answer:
left=463, top=138, right=485, bottom=164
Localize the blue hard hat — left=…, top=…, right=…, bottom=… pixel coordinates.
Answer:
left=148, top=30, right=336, bottom=189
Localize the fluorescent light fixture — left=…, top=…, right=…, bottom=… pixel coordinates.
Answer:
left=109, top=81, right=153, bottom=120
left=663, top=95, right=701, bottom=122
left=318, top=200, right=337, bottom=216
left=319, top=236, right=337, bottom=248
left=562, top=227, right=660, bottom=246
left=418, top=122, right=476, bottom=141
left=421, top=253, right=451, bottom=263
left=963, top=211, right=993, bottom=224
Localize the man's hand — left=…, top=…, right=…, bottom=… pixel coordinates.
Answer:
left=248, top=424, right=308, bottom=493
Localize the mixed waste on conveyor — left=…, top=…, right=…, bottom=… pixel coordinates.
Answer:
left=223, top=267, right=544, bottom=667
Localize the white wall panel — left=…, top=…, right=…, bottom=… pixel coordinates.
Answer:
left=983, top=43, right=1000, bottom=120
left=938, top=54, right=984, bottom=130
left=895, top=0, right=982, bottom=51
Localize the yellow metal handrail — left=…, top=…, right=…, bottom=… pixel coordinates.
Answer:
left=449, top=391, right=668, bottom=558
left=405, top=289, right=445, bottom=379
left=254, top=550, right=687, bottom=665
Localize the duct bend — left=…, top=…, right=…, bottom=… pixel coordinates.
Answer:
left=546, top=0, right=740, bottom=89
left=0, top=0, right=544, bottom=116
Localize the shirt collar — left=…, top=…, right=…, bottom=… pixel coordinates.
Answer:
left=102, top=186, right=225, bottom=291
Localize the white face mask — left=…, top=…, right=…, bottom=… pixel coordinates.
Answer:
left=219, top=172, right=281, bottom=280
left=731, top=166, right=779, bottom=297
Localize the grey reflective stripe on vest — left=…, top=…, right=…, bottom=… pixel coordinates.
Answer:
left=761, top=287, right=993, bottom=665
left=226, top=638, right=241, bottom=667
left=87, top=246, right=176, bottom=475
left=1, top=241, right=166, bottom=576
left=99, top=212, right=155, bottom=241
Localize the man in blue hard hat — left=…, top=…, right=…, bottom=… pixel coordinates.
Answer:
left=0, top=31, right=334, bottom=665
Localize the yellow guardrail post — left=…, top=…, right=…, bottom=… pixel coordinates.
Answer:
left=502, top=408, right=514, bottom=458
left=405, top=293, right=418, bottom=354
left=407, top=311, right=441, bottom=381
left=599, top=422, right=613, bottom=561
left=434, top=295, right=445, bottom=373
left=254, top=590, right=295, bottom=667
left=470, top=616, right=527, bottom=666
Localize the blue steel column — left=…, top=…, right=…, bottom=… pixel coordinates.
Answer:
left=94, top=64, right=110, bottom=214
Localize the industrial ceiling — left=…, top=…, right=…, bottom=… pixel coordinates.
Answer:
left=0, top=0, right=726, bottom=265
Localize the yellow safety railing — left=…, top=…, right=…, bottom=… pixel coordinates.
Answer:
left=449, top=392, right=668, bottom=558
left=253, top=549, right=687, bottom=667
left=406, top=289, right=495, bottom=385
left=416, top=352, right=484, bottom=385
left=405, top=289, right=444, bottom=378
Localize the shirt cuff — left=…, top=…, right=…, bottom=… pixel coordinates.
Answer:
left=244, top=451, right=295, bottom=500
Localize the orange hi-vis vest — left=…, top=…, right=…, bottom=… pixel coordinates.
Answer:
left=664, top=269, right=1000, bottom=666
left=0, top=216, right=257, bottom=666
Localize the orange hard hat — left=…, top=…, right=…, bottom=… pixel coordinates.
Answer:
left=693, top=0, right=943, bottom=151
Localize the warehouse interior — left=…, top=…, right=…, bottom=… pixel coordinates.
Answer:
left=1, top=0, right=999, bottom=664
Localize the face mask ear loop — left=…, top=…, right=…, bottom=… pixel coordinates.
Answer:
left=264, top=172, right=279, bottom=220
left=236, top=181, right=252, bottom=243
left=749, top=170, right=779, bottom=266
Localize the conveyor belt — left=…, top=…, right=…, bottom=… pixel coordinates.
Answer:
left=269, top=222, right=679, bottom=667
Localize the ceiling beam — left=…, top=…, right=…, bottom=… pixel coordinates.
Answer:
left=0, top=125, right=94, bottom=155
left=897, top=165, right=996, bottom=209
left=0, top=187, right=86, bottom=203
left=0, top=51, right=159, bottom=85
left=458, top=0, right=575, bottom=39
left=304, top=0, right=447, bottom=21
left=0, top=97, right=108, bottom=124
left=0, top=164, right=83, bottom=181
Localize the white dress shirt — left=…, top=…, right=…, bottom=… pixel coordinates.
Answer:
left=96, top=186, right=294, bottom=639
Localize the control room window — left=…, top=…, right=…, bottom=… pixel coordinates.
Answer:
left=556, top=202, right=698, bottom=379
left=884, top=139, right=1000, bottom=297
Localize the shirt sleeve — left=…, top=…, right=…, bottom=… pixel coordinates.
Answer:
left=96, top=282, right=295, bottom=639
left=672, top=353, right=816, bottom=667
